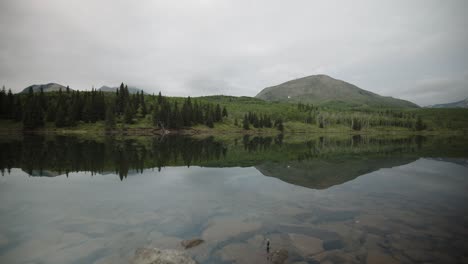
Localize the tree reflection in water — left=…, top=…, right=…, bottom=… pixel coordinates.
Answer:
left=0, top=134, right=465, bottom=188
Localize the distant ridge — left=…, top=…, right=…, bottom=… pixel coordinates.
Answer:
left=427, top=98, right=468, bottom=108
left=255, top=74, right=419, bottom=108
left=18, top=83, right=146, bottom=94
left=98, top=85, right=146, bottom=94
left=20, top=83, right=72, bottom=94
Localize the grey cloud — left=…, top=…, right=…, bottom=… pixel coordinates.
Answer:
left=185, top=77, right=240, bottom=97
left=0, top=0, right=467, bottom=106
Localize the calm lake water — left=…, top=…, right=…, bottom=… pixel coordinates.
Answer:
left=0, top=135, right=467, bottom=264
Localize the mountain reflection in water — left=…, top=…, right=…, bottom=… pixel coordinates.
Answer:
left=1, top=134, right=466, bottom=189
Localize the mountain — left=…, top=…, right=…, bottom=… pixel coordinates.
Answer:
left=255, top=156, right=418, bottom=189
left=20, top=83, right=72, bottom=94
left=255, top=74, right=419, bottom=108
left=98, top=85, right=146, bottom=94
left=427, top=98, right=468, bottom=108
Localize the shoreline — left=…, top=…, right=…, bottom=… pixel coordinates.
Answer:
left=0, top=126, right=466, bottom=137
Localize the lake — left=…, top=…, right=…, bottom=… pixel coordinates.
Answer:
left=0, top=134, right=467, bottom=263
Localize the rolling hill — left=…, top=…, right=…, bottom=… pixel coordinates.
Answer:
left=255, top=74, right=419, bottom=108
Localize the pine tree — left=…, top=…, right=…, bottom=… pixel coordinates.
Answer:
left=157, top=91, right=163, bottom=105
left=159, top=101, right=171, bottom=128
left=415, top=116, right=426, bottom=131
left=0, top=86, right=5, bottom=118
left=222, top=106, right=228, bottom=118
left=82, top=96, right=94, bottom=123
left=141, top=96, right=147, bottom=117
left=6, top=89, right=14, bottom=119
left=117, top=82, right=125, bottom=114
left=243, top=115, right=250, bottom=130
left=38, top=87, right=46, bottom=112
left=22, top=93, right=44, bottom=129
left=105, top=104, right=116, bottom=130
left=55, top=104, right=67, bottom=128
left=67, top=102, right=76, bottom=126
left=13, top=97, right=22, bottom=122
left=94, top=91, right=106, bottom=120
left=351, top=117, right=362, bottom=131
left=70, top=91, right=82, bottom=122
left=55, top=88, right=67, bottom=127
left=182, top=97, right=193, bottom=126
left=124, top=102, right=134, bottom=124
left=152, top=104, right=160, bottom=127
left=206, top=113, right=214, bottom=128
left=277, top=119, right=284, bottom=132
left=214, top=104, right=222, bottom=122
left=266, top=116, right=272, bottom=128
left=252, top=113, right=259, bottom=128
left=175, top=107, right=184, bottom=128
left=194, top=101, right=203, bottom=124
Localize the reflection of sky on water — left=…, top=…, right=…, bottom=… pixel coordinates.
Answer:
left=0, top=158, right=467, bottom=263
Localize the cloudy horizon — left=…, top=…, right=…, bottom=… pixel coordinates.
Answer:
left=1, top=0, right=467, bottom=106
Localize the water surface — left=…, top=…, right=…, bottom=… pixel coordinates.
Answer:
left=0, top=135, right=467, bottom=263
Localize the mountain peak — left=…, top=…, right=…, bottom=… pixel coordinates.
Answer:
left=255, top=74, right=418, bottom=108
left=427, top=97, right=468, bottom=108
left=20, top=83, right=71, bottom=94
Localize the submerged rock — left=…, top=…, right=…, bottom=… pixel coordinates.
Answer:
left=271, top=249, right=289, bottom=264
left=181, top=238, right=204, bottom=249
left=0, top=233, right=8, bottom=247
left=323, top=239, right=344, bottom=250
left=131, top=248, right=196, bottom=264
left=288, top=233, right=323, bottom=256
left=366, top=250, right=399, bottom=264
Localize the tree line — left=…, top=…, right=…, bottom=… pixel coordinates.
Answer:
left=0, top=84, right=228, bottom=130
left=241, top=111, right=284, bottom=132
left=150, top=90, right=228, bottom=130
left=296, top=102, right=426, bottom=131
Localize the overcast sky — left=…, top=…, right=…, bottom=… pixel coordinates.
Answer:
left=1, top=0, right=467, bottom=105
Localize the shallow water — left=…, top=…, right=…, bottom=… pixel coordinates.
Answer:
left=0, top=135, right=467, bottom=263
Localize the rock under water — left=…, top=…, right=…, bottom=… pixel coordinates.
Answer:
left=131, top=248, right=196, bottom=264
left=270, top=249, right=288, bottom=264
left=181, top=238, right=204, bottom=249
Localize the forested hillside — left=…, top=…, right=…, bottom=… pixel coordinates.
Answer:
left=1, top=84, right=467, bottom=134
